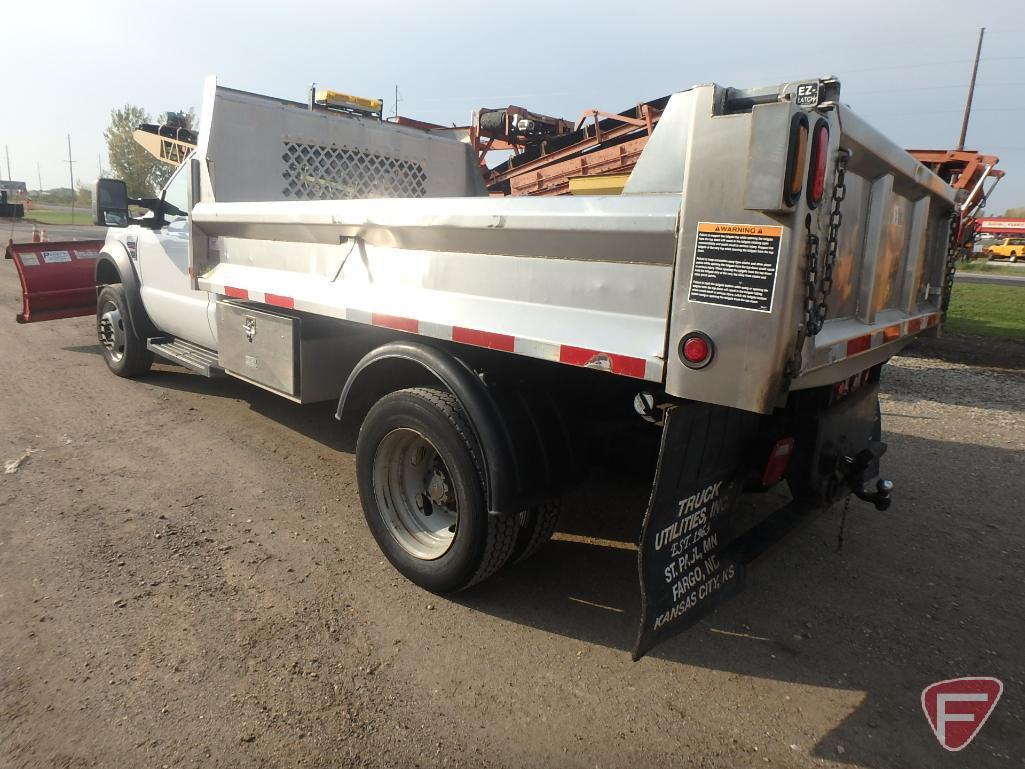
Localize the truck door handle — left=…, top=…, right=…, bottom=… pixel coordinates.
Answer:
left=243, top=316, right=256, bottom=342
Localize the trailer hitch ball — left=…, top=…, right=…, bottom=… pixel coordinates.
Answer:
left=852, top=477, right=894, bottom=511
left=839, top=443, right=894, bottom=512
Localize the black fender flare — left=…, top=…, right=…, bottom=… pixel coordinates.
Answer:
left=94, top=243, right=157, bottom=338
left=337, top=341, right=578, bottom=515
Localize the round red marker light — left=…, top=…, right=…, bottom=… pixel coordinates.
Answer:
left=683, top=337, right=708, bottom=363
left=679, top=332, right=714, bottom=369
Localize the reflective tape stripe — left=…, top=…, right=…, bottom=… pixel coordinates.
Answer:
left=265, top=293, right=295, bottom=309
left=202, top=285, right=660, bottom=382
left=452, top=327, right=516, bottom=352
left=559, top=345, right=647, bottom=378
left=838, top=311, right=943, bottom=362
left=372, top=313, right=419, bottom=333
left=846, top=335, right=872, bottom=356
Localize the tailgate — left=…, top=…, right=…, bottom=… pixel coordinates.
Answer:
left=659, top=80, right=958, bottom=414
left=792, top=106, right=957, bottom=389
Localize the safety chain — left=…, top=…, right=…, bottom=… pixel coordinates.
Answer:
left=807, top=150, right=849, bottom=336
left=785, top=149, right=850, bottom=379
left=940, top=211, right=961, bottom=316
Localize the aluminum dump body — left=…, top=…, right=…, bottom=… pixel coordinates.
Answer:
left=177, top=76, right=955, bottom=414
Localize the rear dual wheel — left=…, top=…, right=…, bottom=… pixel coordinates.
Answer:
left=355, top=387, right=559, bottom=593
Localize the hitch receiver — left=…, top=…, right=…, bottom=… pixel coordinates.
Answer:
left=841, top=440, right=894, bottom=511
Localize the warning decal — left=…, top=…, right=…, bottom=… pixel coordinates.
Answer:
left=688, top=222, right=783, bottom=313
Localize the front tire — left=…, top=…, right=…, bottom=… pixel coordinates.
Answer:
left=355, top=387, right=517, bottom=593
left=96, top=284, right=152, bottom=377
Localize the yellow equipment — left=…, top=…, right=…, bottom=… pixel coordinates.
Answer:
left=314, top=89, right=383, bottom=117
left=568, top=174, right=631, bottom=196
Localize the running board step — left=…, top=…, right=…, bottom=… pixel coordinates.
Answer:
left=147, top=337, right=224, bottom=377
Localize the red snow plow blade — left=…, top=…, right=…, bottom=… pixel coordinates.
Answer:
left=5, top=240, right=103, bottom=323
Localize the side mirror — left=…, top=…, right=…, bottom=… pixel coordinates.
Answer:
left=93, top=178, right=130, bottom=227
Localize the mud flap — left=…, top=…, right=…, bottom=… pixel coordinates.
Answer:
left=5, top=240, right=104, bottom=323
left=633, top=402, right=760, bottom=660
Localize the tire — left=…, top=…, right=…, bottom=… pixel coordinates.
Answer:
left=355, top=387, right=517, bottom=593
left=96, top=284, right=153, bottom=377
left=509, top=498, right=561, bottom=564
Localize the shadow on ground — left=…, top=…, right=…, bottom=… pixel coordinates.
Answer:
left=905, top=332, right=1025, bottom=370
left=128, top=361, right=1023, bottom=768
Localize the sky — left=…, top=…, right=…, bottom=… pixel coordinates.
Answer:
left=2, top=0, right=1023, bottom=212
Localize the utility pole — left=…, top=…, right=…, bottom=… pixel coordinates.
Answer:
left=37, top=162, right=42, bottom=195
left=958, top=27, right=985, bottom=151
left=4, top=145, right=10, bottom=181
left=65, top=134, right=76, bottom=224
left=98, top=152, right=103, bottom=178
left=393, top=84, right=401, bottom=119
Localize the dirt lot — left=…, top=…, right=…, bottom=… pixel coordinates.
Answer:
left=1, top=259, right=1023, bottom=768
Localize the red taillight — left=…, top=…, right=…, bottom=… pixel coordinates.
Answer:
left=783, top=112, right=809, bottom=207
left=807, top=120, right=830, bottom=208
left=679, top=331, right=714, bottom=369
left=761, top=437, right=795, bottom=487
left=683, top=337, right=708, bottom=362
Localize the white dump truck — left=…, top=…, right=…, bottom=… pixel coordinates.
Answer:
left=9, top=76, right=959, bottom=657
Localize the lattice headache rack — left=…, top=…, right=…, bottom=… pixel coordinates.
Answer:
left=281, top=141, right=428, bottom=200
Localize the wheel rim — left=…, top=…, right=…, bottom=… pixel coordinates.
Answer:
left=372, top=428, right=459, bottom=560
left=98, top=301, right=126, bottom=363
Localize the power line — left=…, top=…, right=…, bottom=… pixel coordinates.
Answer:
left=869, top=107, right=1025, bottom=117
left=845, top=81, right=1025, bottom=96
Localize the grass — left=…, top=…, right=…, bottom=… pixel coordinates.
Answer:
left=958, top=260, right=1025, bottom=276
left=945, top=283, right=1025, bottom=338
left=25, top=209, right=93, bottom=226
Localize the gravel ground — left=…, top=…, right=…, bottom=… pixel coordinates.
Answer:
left=1, top=260, right=1023, bottom=768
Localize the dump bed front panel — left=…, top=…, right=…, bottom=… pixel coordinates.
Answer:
left=197, top=82, right=485, bottom=204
